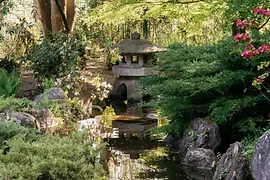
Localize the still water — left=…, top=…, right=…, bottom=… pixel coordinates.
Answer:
left=105, top=99, right=194, bottom=180
left=79, top=99, right=196, bottom=180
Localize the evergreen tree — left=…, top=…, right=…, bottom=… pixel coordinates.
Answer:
left=141, top=37, right=270, bottom=140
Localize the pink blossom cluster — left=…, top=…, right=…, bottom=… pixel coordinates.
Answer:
left=234, top=33, right=251, bottom=42
left=254, top=7, right=270, bottom=16
left=236, top=19, right=248, bottom=28
left=240, top=44, right=270, bottom=59
left=254, top=77, right=263, bottom=83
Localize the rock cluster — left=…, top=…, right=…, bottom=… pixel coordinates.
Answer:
left=213, top=142, right=249, bottom=180
left=252, top=129, right=270, bottom=180
left=165, top=118, right=251, bottom=180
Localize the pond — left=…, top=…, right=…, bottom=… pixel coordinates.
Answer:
left=79, top=99, right=197, bottom=180
left=105, top=133, right=192, bottom=180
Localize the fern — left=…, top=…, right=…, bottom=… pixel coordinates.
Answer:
left=0, top=69, right=21, bottom=97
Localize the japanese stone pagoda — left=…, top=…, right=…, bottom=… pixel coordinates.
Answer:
left=110, top=32, right=167, bottom=101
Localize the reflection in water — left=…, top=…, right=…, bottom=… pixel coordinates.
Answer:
left=79, top=100, right=196, bottom=180
left=108, top=147, right=146, bottom=180
left=106, top=137, right=192, bottom=180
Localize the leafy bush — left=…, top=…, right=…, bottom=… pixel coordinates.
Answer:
left=0, top=68, right=20, bottom=97
left=0, top=56, right=19, bottom=73
left=0, top=121, right=38, bottom=146
left=141, top=37, right=270, bottom=139
left=0, top=96, right=34, bottom=112
left=0, top=121, right=106, bottom=180
left=25, top=34, right=87, bottom=79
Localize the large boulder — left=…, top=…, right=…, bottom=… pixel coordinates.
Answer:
left=165, top=118, right=221, bottom=155
left=252, top=129, right=270, bottom=180
left=213, top=142, right=249, bottom=180
left=27, top=109, right=58, bottom=133
left=35, top=87, right=67, bottom=103
left=183, top=148, right=217, bottom=169
left=0, top=112, right=38, bottom=128
left=183, top=148, right=216, bottom=180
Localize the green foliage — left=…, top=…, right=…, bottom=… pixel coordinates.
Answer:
left=0, top=56, right=19, bottom=73
left=0, top=68, right=20, bottom=97
left=0, top=96, right=33, bottom=112
left=52, top=98, right=89, bottom=136
left=142, top=37, right=269, bottom=137
left=0, top=120, right=38, bottom=146
left=224, top=0, right=270, bottom=25
left=79, top=0, right=227, bottom=45
left=0, top=0, right=13, bottom=40
left=0, top=121, right=106, bottom=180
left=25, top=34, right=87, bottom=79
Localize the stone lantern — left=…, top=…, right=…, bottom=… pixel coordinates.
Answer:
left=110, top=32, right=167, bottom=101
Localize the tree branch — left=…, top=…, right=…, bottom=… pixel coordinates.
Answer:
left=54, top=0, right=70, bottom=33
left=169, top=0, right=205, bottom=4
left=257, top=18, right=270, bottom=30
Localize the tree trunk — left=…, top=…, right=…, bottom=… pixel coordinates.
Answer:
left=51, top=0, right=65, bottom=34
left=66, top=0, right=76, bottom=31
left=36, top=0, right=52, bottom=38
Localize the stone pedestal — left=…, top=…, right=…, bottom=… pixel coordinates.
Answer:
left=111, top=76, right=142, bottom=101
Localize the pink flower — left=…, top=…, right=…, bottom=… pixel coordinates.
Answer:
left=234, top=34, right=241, bottom=42
left=253, top=49, right=260, bottom=55
left=254, top=77, right=263, bottom=83
left=241, top=34, right=250, bottom=41
left=254, top=8, right=260, bottom=14
left=236, top=19, right=248, bottom=28
left=241, top=49, right=252, bottom=59
left=246, top=44, right=255, bottom=50
left=253, top=7, right=270, bottom=16
left=258, top=44, right=270, bottom=54
left=236, top=19, right=242, bottom=26
left=233, top=33, right=250, bottom=42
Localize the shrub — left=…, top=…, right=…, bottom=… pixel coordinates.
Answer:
left=0, top=121, right=106, bottom=180
left=141, top=37, right=270, bottom=139
left=0, top=68, right=21, bottom=97
left=0, top=56, right=19, bottom=73
left=25, top=34, right=87, bottom=79
left=0, top=96, right=35, bottom=113
left=0, top=121, right=38, bottom=146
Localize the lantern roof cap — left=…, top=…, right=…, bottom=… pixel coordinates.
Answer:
left=110, top=32, right=167, bottom=54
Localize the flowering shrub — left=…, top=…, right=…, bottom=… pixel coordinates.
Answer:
left=234, top=7, right=270, bottom=90
left=54, top=73, right=112, bottom=101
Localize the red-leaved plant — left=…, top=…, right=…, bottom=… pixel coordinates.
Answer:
left=234, top=7, right=270, bottom=90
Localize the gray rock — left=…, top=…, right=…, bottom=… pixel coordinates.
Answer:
left=183, top=148, right=216, bottom=180
left=27, top=109, right=58, bottom=133
left=178, top=118, right=221, bottom=155
left=163, top=134, right=181, bottom=150
left=213, top=142, right=249, bottom=180
left=0, top=112, right=38, bottom=128
left=183, top=148, right=217, bottom=169
left=183, top=166, right=214, bottom=180
left=252, top=129, right=270, bottom=180
left=35, top=87, right=67, bottom=103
